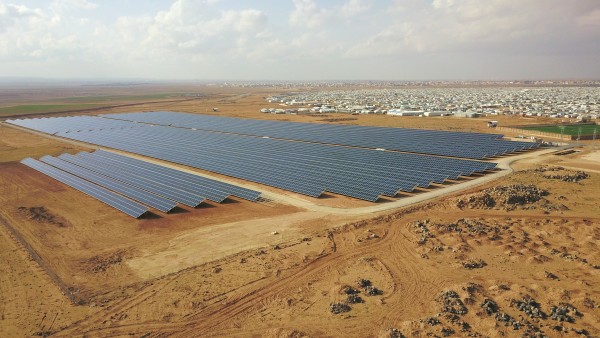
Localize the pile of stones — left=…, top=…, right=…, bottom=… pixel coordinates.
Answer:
left=480, top=298, right=499, bottom=315
left=462, top=259, right=487, bottom=270
left=358, top=278, right=383, bottom=296
left=550, top=303, right=581, bottom=323
left=457, top=184, right=549, bottom=211
left=329, top=302, right=351, bottom=314
left=438, top=290, right=468, bottom=315
left=410, top=219, right=434, bottom=244
left=511, top=296, right=545, bottom=319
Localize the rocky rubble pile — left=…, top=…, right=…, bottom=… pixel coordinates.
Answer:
left=433, top=218, right=508, bottom=238
left=329, top=303, right=351, bottom=314
left=543, top=171, right=589, bottom=182
left=512, top=296, right=545, bottom=319
left=462, top=259, right=487, bottom=269
left=410, top=219, right=434, bottom=244
left=330, top=279, right=383, bottom=314
left=480, top=298, right=499, bottom=315
left=438, top=290, right=468, bottom=315
left=550, top=303, right=581, bottom=323
left=456, top=184, right=550, bottom=211
left=533, top=166, right=590, bottom=182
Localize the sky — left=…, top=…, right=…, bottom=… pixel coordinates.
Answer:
left=0, top=0, right=599, bottom=81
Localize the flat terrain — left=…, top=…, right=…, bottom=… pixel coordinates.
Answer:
left=520, top=124, right=599, bottom=136
left=1, top=85, right=599, bottom=337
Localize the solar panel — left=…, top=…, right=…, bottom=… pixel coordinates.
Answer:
left=56, top=153, right=206, bottom=207
left=20, top=157, right=149, bottom=218
left=39, top=155, right=178, bottom=213
left=9, top=113, right=511, bottom=202
left=51, top=124, right=496, bottom=201
left=90, top=150, right=261, bottom=201
left=100, top=111, right=539, bottom=159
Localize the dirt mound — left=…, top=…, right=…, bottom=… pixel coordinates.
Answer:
left=533, top=166, right=590, bottom=182
left=17, top=206, right=66, bottom=227
left=81, top=250, right=128, bottom=273
left=456, top=184, right=552, bottom=211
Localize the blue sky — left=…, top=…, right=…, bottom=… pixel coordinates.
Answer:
left=0, top=0, right=599, bottom=80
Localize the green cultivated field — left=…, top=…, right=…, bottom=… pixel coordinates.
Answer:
left=0, top=93, right=177, bottom=117
left=520, top=124, right=599, bottom=136
left=0, top=104, right=103, bottom=117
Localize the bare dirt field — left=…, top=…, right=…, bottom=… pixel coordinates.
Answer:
left=1, top=85, right=599, bottom=337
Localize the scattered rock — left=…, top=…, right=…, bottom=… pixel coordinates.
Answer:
left=329, top=302, right=351, bottom=314
left=81, top=250, right=126, bottom=273
left=462, top=259, right=487, bottom=269
left=358, top=278, right=372, bottom=288
left=365, top=285, right=383, bottom=296
left=341, top=286, right=360, bottom=295
left=346, top=294, right=364, bottom=304
left=438, top=290, right=468, bottom=316
left=387, top=328, right=405, bottom=338
left=550, top=303, right=581, bottom=323
left=456, top=184, right=549, bottom=211
left=582, top=297, right=595, bottom=309
left=422, top=316, right=440, bottom=326
left=511, top=296, right=545, bottom=319
left=480, top=298, right=499, bottom=315
left=543, top=171, right=589, bottom=183
left=495, top=312, right=522, bottom=330
left=17, top=206, right=66, bottom=227
left=440, top=327, right=455, bottom=336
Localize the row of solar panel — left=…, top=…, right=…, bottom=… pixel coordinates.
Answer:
left=51, top=124, right=497, bottom=202
left=20, top=151, right=262, bottom=217
left=7, top=112, right=538, bottom=159
left=6, top=116, right=142, bottom=135
left=21, top=158, right=149, bottom=218
left=100, top=111, right=540, bottom=159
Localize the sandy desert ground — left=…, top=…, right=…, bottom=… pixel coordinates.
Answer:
left=1, top=86, right=599, bottom=337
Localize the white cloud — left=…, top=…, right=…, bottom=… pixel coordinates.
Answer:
left=341, top=0, right=371, bottom=17
left=0, top=0, right=598, bottom=79
left=51, top=0, right=98, bottom=12
left=289, top=0, right=329, bottom=29
left=347, top=0, right=600, bottom=56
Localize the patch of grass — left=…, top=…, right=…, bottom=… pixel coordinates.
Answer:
left=0, top=104, right=103, bottom=117
left=520, top=124, right=599, bottom=136
left=59, top=93, right=175, bottom=103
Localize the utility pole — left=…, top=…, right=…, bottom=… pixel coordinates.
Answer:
left=558, top=125, right=565, bottom=143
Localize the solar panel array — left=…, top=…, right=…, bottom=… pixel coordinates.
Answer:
left=20, top=150, right=262, bottom=218
left=7, top=112, right=517, bottom=202
left=100, top=111, right=539, bottom=159
left=21, top=157, right=149, bottom=218
left=6, top=116, right=142, bottom=134
left=42, top=123, right=497, bottom=202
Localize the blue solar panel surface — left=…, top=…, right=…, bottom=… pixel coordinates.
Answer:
left=91, top=150, right=261, bottom=201
left=7, top=113, right=513, bottom=202
left=7, top=116, right=141, bottom=134
left=57, top=153, right=206, bottom=207
left=100, top=111, right=539, bottom=159
left=20, top=157, right=149, bottom=218
left=53, top=124, right=496, bottom=201
left=39, top=155, right=178, bottom=213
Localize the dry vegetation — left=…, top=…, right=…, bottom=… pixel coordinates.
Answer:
left=0, top=85, right=599, bottom=337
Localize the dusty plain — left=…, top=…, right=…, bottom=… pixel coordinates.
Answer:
left=1, top=84, right=599, bottom=337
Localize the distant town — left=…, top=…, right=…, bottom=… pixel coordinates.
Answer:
left=260, top=86, right=599, bottom=122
